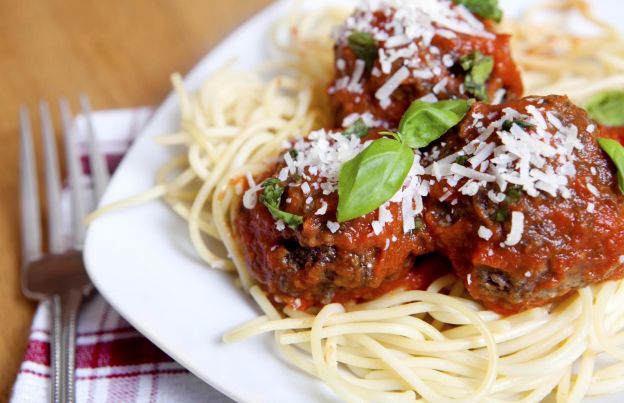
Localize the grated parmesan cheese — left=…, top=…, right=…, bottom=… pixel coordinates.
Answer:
left=315, top=201, right=328, bottom=216
left=505, top=211, right=525, bottom=246
left=327, top=221, right=340, bottom=233
left=376, top=66, right=410, bottom=106
left=478, top=226, right=493, bottom=240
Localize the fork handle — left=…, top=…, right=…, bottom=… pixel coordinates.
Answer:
left=49, top=290, right=83, bottom=403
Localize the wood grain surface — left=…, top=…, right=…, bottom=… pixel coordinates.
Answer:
left=0, top=0, right=271, bottom=400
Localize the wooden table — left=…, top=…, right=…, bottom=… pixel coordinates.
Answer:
left=0, top=0, right=270, bottom=400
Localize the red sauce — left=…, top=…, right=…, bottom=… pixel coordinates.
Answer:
left=425, top=96, right=624, bottom=314
left=599, top=125, right=624, bottom=145
left=234, top=165, right=438, bottom=310
left=332, top=254, right=451, bottom=305
left=329, top=10, right=523, bottom=128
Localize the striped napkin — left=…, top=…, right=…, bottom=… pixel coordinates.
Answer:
left=11, top=107, right=233, bottom=403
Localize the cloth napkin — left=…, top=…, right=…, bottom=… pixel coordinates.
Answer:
left=11, top=107, right=233, bottom=403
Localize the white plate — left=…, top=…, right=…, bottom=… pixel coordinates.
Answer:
left=84, top=1, right=624, bottom=402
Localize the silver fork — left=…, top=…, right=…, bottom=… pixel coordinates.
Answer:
left=20, top=95, right=110, bottom=403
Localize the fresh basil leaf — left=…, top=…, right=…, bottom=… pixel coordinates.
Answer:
left=348, top=31, right=378, bottom=71
left=338, top=138, right=414, bottom=222
left=502, top=119, right=536, bottom=131
left=586, top=91, right=624, bottom=127
left=460, top=51, right=494, bottom=102
left=453, top=0, right=503, bottom=23
left=343, top=118, right=369, bottom=139
left=597, top=138, right=624, bottom=194
left=398, top=99, right=474, bottom=149
left=379, top=130, right=403, bottom=142
left=260, top=178, right=304, bottom=228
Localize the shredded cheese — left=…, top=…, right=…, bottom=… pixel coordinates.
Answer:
left=505, top=212, right=525, bottom=246
left=478, top=226, right=493, bottom=240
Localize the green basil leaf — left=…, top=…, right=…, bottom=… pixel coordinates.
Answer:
left=502, top=119, right=536, bottom=131
left=586, top=91, right=624, bottom=127
left=452, top=0, right=503, bottom=23
left=338, top=138, right=414, bottom=222
left=398, top=99, right=474, bottom=149
left=348, top=31, right=378, bottom=71
left=343, top=118, right=369, bottom=139
left=260, top=178, right=304, bottom=229
left=460, top=51, right=494, bottom=102
left=379, top=130, right=403, bottom=142
left=597, top=138, right=624, bottom=194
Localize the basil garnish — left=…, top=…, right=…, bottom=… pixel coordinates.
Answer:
left=460, top=51, right=494, bottom=102
left=597, top=138, right=624, bottom=194
left=260, top=178, right=304, bottom=229
left=453, top=0, right=503, bottom=23
left=398, top=99, right=474, bottom=148
left=586, top=91, right=624, bottom=127
left=348, top=31, right=378, bottom=71
left=338, top=100, right=472, bottom=222
left=502, top=119, right=536, bottom=131
left=337, top=138, right=414, bottom=222
left=343, top=118, right=369, bottom=139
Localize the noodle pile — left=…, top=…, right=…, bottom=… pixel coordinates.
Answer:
left=503, top=0, right=624, bottom=104
left=102, top=1, right=624, bottom=401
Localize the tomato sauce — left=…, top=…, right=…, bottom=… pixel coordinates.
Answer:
left=329, top=10, right=523, bottom=129
left=599, top=125, right=624, bottom=145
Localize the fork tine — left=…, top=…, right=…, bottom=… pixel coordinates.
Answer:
left=19, top=106, right=43, bottom=264
left=80, top=94, right=110, bottom=202
left=40, top=101, right=65, bottom=254
left=60, top=99, right=88, bottom=250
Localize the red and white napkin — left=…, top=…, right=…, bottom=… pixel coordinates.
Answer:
left=11, top=107, right=232, bottom=403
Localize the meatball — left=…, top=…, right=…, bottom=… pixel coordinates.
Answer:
left=235, top=130, right=435, bottom=308
left=423, top=95, right=624, bottom=313
left=329, top=0, right=523, bottom=129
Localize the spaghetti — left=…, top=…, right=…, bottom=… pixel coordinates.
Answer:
left=105, top=1, right=624, bottom=401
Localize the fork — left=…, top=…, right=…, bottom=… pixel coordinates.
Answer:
left=20, top=95, right=110, bottom=403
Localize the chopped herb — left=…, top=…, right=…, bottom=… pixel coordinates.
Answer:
left=260, top=179, right=303, bottom=229
left=460, top=51, right=494, bottom=102
left=505, top=185, right=523, bottom=204
left=452, top=0, right=503, bottom=23
left=597, top=138, right=624, bottom=194
left=414, top=217, right=425, bottom=231
left=348, top=31, right=378, bottom=71
left=343, top=118, right=369, bottom=139
left=586, top=91, right=624, bottom=126
left=491, top=205, right=510, bottom=222
left=455, top=155, right=469, bottom=166
left=502, top=119, right=536, bottom=132
left=289, top=149, right=299, bottom=159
